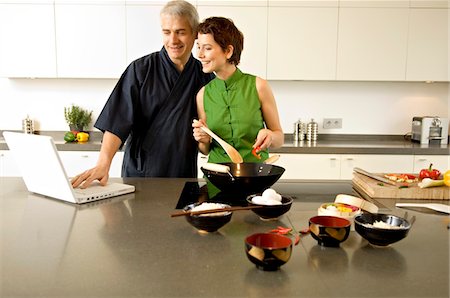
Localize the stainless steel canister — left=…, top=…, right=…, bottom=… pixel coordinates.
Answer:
left=294, top=119, right=306, bottom=141
left=306, top=119, right=318, bottom=141
left=22, top=115, right=34, bottom=134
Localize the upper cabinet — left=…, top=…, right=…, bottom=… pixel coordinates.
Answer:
left=267, top=1, right=339, bottom=80
left=0, top=1, right=57, bottom=78
left=197, top=1, right=268, bottom=78
left=55, top=1, right=127, bottom=78
left=0, top=0, right=448, bottom=81
left=406, top=4, right=449, bottom=81
left=336, top=1, right=410, bottom=81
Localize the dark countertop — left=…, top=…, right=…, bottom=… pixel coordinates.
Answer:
left=1, top=177, right=449, bottom=298
left=1, top=130, right=449, bottom=155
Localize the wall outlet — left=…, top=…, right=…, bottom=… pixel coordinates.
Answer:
left=323, top=118, right=342, bottom=129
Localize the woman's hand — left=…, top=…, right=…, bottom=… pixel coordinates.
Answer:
left=192, top=119, right=212, bottom=144
left=253, top=128, right=274, bottom=151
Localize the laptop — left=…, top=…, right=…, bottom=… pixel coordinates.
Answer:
left=3, top=131, right=135, bottom=204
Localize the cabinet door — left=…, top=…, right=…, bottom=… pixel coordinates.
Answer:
left=126, top=3, right=164, bottom=64
left=267, top=3, right=338, bottom=80
left=276, top=154, right=340, bottom=179
left=58, top=151, right=99, bottom=178
left=58, top=151, right=124, bottom=178
left=0, top=150, right=22, bottom=177
left=406, top=8, right=449, bottom=81
left=340, top=154, right=414, bottom=179
left=413, top=155, right=449, bottom=173
left=55, top=3, right=127, bottom=78
left=197, top=2, right=268, bottom=78
left=337, top=5, right=409, bottom=81
left=0, top=2, right=57, bottom=78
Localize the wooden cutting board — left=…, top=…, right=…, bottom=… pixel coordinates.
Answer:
left=352, top=172, right=450, bottom=200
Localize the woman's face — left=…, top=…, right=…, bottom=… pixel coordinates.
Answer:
left=197, top=33, right=232, bottom=74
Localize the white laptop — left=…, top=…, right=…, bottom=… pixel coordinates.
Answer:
left=3, top=131, right=135, bottom=204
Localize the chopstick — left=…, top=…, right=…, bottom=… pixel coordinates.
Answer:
left=170, top=205, right=263, bottom=217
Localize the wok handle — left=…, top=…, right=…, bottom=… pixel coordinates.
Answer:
left=201, top=163, right=230, bottom=173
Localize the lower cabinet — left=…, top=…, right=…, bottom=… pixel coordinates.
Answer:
left=277, top=153, right=427, bottom=180
left=0, top=150, right=22, bottom=177
left=340, top=154, right=414, bottom=180
left=413, top=155, right=449, bottom=173
left=58, top=151, right=124, bottom=178
left=276, top=154, right=341, bottom=179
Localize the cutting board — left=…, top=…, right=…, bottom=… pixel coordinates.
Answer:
left=352, top=172, right=449, bottom=200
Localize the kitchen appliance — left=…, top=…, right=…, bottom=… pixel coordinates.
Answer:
left=411, top=116, right=449, bottom=144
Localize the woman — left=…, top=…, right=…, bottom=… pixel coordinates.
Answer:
left=193, top=17, right=283, bottom=163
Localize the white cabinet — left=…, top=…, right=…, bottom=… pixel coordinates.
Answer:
left=413, top=155, right=449, bottom=173
left=58, top=151, right=124, bottom=178
left=0, top=1, right=57, bottom=78
left=197, top=1, right=268, bottom=78
left=406, top=7, right=449, bottom=81
left=277, top=154, right=341, bottom=179
left=267, top=1, right=338, bottom=80
left=126, top=3, right=164, bottom=64
left=0, top=150, right=22, bottom=177
left=340, top=154, right=414, bottom=179
left=336, top=3, right=409, bottom=81
left=55, top=2, right=127, bottom=78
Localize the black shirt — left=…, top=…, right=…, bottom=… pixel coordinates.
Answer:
left=95, top=47, right=214, bottom=177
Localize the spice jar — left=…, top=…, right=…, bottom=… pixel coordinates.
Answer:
left=293, top=119, right=305, bottom=141
left=22, top=115, right=34, bottom=134
left=306, top=119, right=318, bottom=141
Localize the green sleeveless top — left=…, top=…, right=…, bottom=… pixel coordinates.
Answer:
left=204, top=68, right=268, bottom=163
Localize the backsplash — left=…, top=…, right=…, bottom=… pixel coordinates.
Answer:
left=0, top=78, right=448, bottom=136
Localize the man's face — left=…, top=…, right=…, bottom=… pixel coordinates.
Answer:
left=161, top=14, right=196, bottom=65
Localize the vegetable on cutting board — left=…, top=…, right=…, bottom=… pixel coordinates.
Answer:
left=419, top=163, right=441, bottom=180
left=418, top=178, right=445, bottom=189
left=444, top=170, right=450, bottom=187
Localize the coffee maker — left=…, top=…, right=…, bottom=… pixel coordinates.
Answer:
left=411, top=116, right=449, bottom=145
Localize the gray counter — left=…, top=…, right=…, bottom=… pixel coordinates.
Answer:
left=1, top=131, right=449, bottom=155
left=1, top=177, right=449, bottom=298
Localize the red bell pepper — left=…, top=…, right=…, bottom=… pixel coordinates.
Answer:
left=252, top=146, right=262, bottom=159
left=419, top=163, right=441, bottom=180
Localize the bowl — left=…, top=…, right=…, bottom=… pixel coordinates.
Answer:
left=309, top=215, right=351, bottom=247
left=354, top=213, right=411, bottom=247
left=245, top=233, right=293, bottom=271
left=246, top=195, right=293, bottom=220
left=183, top=203, right=232, bottom=233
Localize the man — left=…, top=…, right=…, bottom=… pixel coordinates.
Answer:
left=71, top=0, right=214, bottom=188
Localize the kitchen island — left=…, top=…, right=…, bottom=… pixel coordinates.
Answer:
left=1, top=177, right=449, bottom=298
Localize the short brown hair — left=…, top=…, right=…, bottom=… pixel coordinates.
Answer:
left=198, top=17, right=244, bottom=66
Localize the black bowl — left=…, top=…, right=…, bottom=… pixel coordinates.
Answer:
left=245, top=233, right=293, bottom=271
left=246, top=195, right=293, bottom=220
left=183, top=203, right=232, bottom=233
left=309, top=216, right=351, bottom=247
left=201, top=162, right=285, bottom=195
left=354, top=213, right=411, bottom=247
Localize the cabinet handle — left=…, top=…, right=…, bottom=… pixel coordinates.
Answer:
left=330, top=158, right=337, bottom=161
left=81, top=155, right=89, bottom=158
left=345, top=158, right=354, bottom=161
left=417, top=159, right=427, bottom=162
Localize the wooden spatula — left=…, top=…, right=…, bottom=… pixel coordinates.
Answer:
left=194, top=120, right=243, bottom=164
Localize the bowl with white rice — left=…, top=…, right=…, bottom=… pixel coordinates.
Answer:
left=183, top=202, right=232, bottom=233
left=354, top=213, right=411, bottom=247
left=246, top=188, right=293, bottom=220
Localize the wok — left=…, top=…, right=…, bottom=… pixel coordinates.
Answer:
left=201, top=162, right=285, bottom=195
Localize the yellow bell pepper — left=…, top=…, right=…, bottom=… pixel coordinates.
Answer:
left=444, top=170, right=450, bottom=187
left=76, top=132, right=89, bottom=142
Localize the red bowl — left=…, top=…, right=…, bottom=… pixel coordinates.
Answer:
left=245, top=233, right=292, bottom=271
left=309, top=215, right=351, bottom=247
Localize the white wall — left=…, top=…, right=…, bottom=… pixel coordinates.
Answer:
left=0, top=78, right=448, bottom=135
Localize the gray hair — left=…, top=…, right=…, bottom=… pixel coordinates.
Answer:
left=160, top=1, right=199, bottom=34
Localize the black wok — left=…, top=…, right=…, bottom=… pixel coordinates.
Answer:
left=201, top=162, right=285, bottom=195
